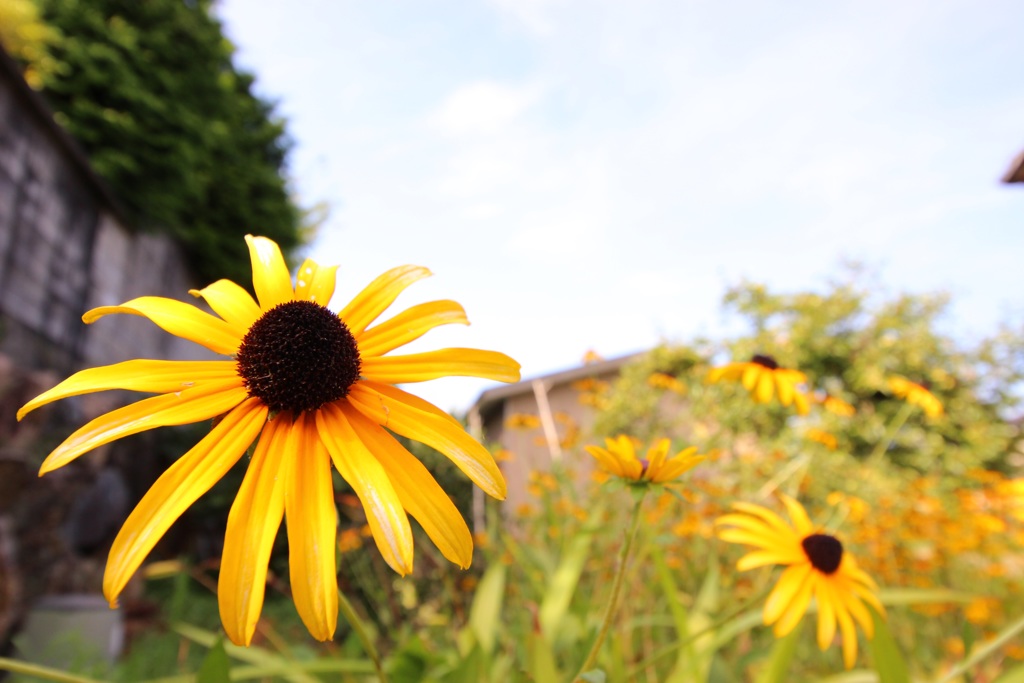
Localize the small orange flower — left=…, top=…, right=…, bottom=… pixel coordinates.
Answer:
left=887, top=375, right=943, bottom=418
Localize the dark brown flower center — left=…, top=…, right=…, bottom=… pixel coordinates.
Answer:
left=750, top=354, right=779, bottom=370
left=235, top=300, right=361, bottom=414
left=801, top=533, right=843, bottom=575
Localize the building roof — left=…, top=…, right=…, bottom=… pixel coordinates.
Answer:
left=1003, top=150, right=1024, bottom=184
left=470, top=351, right=646, bottom=418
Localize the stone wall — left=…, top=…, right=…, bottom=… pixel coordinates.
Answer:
left=0, top=48, right=205, bottom=380
left=0, top=47, right=216, bottom=655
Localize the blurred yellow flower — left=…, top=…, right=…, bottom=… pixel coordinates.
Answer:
left=585, top=435, right=705, bottom=485
left=18, top=235, right=520, bottom=646
left=805, top=428, right=838, bottom=450
left=887, top=375, right=944, bottom=418
left=717, top=494, right=884, bottom=669
left=648, top=372, right=687, bottom=394
left=819, top=394, right=856, bottom=417
left=707, top=354, right=810, bottom=414
left=337, top=528, right=363, bottom=554
left=506, top=413, right=541, bottom=429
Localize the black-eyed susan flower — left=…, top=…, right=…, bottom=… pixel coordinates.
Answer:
left=18, top=235, right=520, bottom=646
left=584, top=435, right=704, bottom=485
left=887, top=375, right=943, bottom=418
left=706, top=354, right=810, bottom=415
left=716, top=494, right=884, bottom=668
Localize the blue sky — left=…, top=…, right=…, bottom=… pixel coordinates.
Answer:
left=217, top=0, right=1024, bottom=412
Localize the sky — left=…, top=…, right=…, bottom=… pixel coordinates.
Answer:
left=216, top=0, right=1024, bottom=412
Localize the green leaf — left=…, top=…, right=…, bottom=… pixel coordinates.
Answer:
left=994, top=663, right=1024, bottom=683
left=469, top=562, right=507, bottom=656
left=935, top=611, right=1024, bottom=683
left=197, top=639, right=231, bottom=683
left=173, top=623, right=320, bottom=683
left=867, top=607, right=909, bottom=683
left=753, top=624, right=802, bottom=683
left=538, top=506, right=603, bottom=642
left=876, top=588, right=977, bottom=607
left=525, top=630, right=561, bottom=682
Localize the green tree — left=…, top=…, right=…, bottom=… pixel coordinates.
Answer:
left=30, top=0, right=302, bottom=283
left=596, top=270, right=1023, bottom=473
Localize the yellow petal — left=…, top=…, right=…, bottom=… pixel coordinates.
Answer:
left=294, top=259, right=338, bottom=306
left=794, top=391, right=811, bottom=415
left=816, top=577, right=837, bottom=650
left=835, top=578, right=874, bottom=639
left=775, top=373, right=795, bottom=406
left=833, top=586, right=859, bottom=668
left=645, top=439, right=671, bottom=473
left=731, top=502, right=797, bottom=538
left=316, top=403, right=414, bottom=575
left=779, top=494, right=815, bottom=537
left=652, top=453, right=705, bottom=483
left=361, top=348, right=521, bottom=384
left=245, top=235, right=294, bottom=309
left=707, top=363, right=744, bottom=384
left=773, top=569, right=815, bottom=637
left=339, top=265, right=431, bottom=336
left=356, top=300, right=469, bottom=358
left=285, top=413, right=338, bottom=641
left=755, top=371, right=775, bottom=403
left=348, top=381, right=506, bottom=499
left=84, top=296, right=241, bottom=355
left=764, top=563, right=812, bottom=625
left=735, top=548, right=805, bottom=570
left=40, top=380, right=248, bottom=474
left=585, top=446, right=629, bottom=478
left=104, top=398, right=266, bottom=606
left=219, top=413, right=288, bottom=646
left=18, top=360, right=238, bottom=420
left=742, top=365, right=761, bottom=390
left=189, top=279, right=262, bottom=332
left=344, top=405, right=473, bottom=568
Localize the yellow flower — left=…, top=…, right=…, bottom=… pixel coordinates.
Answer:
left=717, top=494, right=884, bottom=669
left=648, top=372, right=687, bottom=394
left=887, top=375, right=943, bottom=418
left=805, top=428, right=838, bottom=450
left=819, top=394, right=856, bottom=417
left=18, top=235, right=520, bottom=646
left=707, top=354, right=810, bottom=414
left=584, top=435, right=705, bottom=484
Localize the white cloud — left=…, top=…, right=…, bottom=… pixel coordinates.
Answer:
left=431, top=81, right=542, bottom=136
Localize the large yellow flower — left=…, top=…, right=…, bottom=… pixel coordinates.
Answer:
left=716, top=494, right=883, bottom=668
left=18, top=236, right=520, bottom=646
left=585, top=435, right=704, bottom=484
left=706, top=354, right=810, bottom=415
left=887, top=375, right=943, bottom=418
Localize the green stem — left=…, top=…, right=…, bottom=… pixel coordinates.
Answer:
left=338, top=589, right=388, bottom=683
left=0, top=657, right=106, bottom=683
left=573, top=492, right=646, bottom=681
left=626, top=584, right=772, bottom=677
left=868, top=401, right=915, bottom=466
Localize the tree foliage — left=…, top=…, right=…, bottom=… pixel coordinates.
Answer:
left=29, top=0, right=302, bottom=284
left=596, top=270, right=1023, bottom=473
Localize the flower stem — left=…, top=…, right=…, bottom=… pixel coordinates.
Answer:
left=868, top=401, right=915, bottom=465
left=0, top=657, right=105, bottom=683
left=574, top=492, right=646, bottom=681
left=337, top=589, right=388, bottom=683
